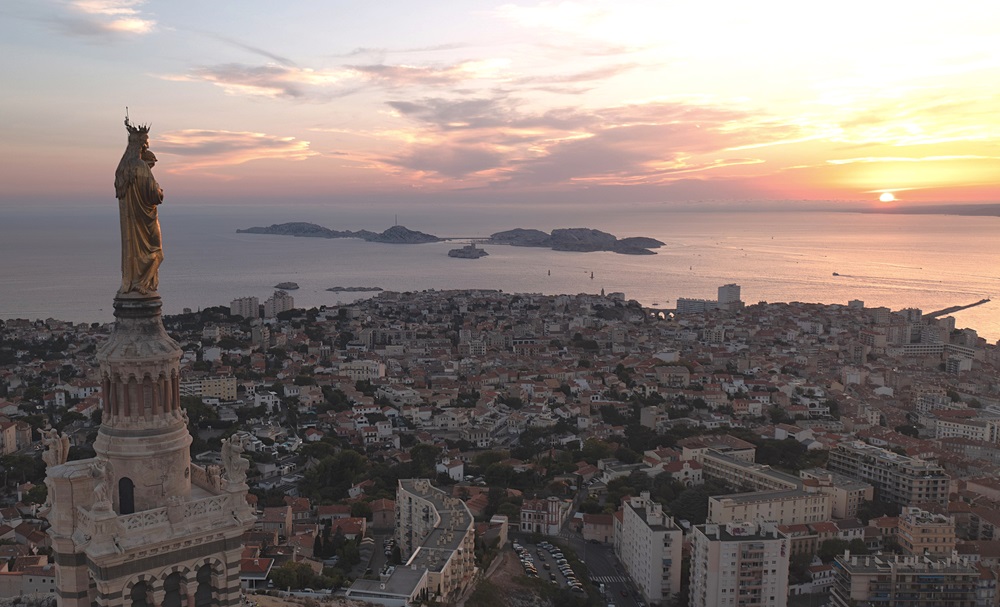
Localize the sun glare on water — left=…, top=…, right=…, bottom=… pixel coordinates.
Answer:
left=879, top=192, right=896, bottom=203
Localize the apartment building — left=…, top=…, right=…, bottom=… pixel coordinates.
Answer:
left=897, top=507, right=957, bottom=557
left=229, top=296, right=259, bottom=319
left=179, top=375, right=236, bottom=400
left=201, top=375, right=237, bottom=400
left=935, top=415, right=1000, bottom=443
left=830, top=553, right=980, bottom=607
left=799, top=469, right=874, bottom=519
left=263, top=290, right=294, bottom=318
left=690, top=522, right=790, bottom=607
left=709, top=488, right=831, bottom=526
left=680, top=435, right=757, bottom=464
left=826, top=441, right=950, bottom=506
left=613, top=492, right=683, bottom=605
left=700, top=449, right=800, bottom=492
left=392, top=479, right=476, bottom=603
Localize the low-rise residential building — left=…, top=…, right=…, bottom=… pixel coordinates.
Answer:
left=582, top=513, right=613, bottom=544
left=519, top=496, right=572, bottom=536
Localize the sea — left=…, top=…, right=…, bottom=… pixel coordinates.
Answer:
left=2, top=203, right=999, bottom=341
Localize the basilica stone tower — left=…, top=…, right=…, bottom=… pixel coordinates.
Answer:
left=42, top=118, right=255, bottom=607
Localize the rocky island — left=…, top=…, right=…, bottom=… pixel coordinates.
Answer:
left=489, top=227, right=664, bottom=255
left=448, top=244, right=489, bottom=259
left=237, top=222, right=441, bottom=244
left=238, top=222, right=663, bottom=254
left=326, top=286, right=384, bottom=292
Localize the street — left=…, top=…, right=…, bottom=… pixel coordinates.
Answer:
left=558, top=533, right=640, bottom=607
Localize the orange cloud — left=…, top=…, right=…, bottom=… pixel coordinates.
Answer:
left=165, top=64, right=353, bottom=99
left=153, top=129, right=316, bottom=173
left=54, top=0, right=156, bottom=36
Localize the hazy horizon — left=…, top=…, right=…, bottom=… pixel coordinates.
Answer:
left=3, top=1, right=999, bottom=208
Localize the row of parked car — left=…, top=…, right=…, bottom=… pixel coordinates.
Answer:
left=513, top=541, right=540, bottom=577
left=536, top=541, right=585, bottom=594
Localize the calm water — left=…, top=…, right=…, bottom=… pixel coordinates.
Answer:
left=2, top=204, right=998, bottom=341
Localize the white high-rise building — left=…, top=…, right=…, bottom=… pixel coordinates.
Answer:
left=230, top=295, right=259, bottom=318
left=263, top=290, right=294, bottom=318
left=718, top=283, right=741, bottom=304
left=613, top=492, right=683, bottom=604
left=690, top=521, right=789, bottom=607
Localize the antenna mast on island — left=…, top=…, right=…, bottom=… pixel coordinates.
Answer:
left=395, top=214, right=398, bottom=226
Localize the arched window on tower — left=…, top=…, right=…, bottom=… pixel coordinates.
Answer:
left=162, top=572, right=182, bottom=607
left=194, top=564, right=216, bottom=607
left=119, top=477, right=135, bottom=515
left=130, top=581, right=149, bottom=607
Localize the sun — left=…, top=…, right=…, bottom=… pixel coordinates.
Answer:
left=879, top=192, right=896, bottom=203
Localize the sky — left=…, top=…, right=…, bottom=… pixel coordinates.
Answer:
left=2, top=0, right=999, bottom=208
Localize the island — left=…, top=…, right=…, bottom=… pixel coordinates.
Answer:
left=489, top=228, right=664, bottom=255
left=237, top=222, right=440, bottom=244
left=326, top=286, right=384, bottom=292
left=274, top=281, right=299, bottom=290
left=237, top=222, right=664, bottom=254
left=448, top=244, right=489, bottom=259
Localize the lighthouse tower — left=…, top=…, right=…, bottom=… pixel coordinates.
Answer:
left=43, top=119, right=255, bottom=607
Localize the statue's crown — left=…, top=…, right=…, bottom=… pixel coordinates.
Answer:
left=125, top=116, right=150, bottom=136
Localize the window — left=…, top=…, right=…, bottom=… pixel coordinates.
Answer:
left=194, top=565, right=215, bottom=607
left=131, top=582, right=149, bottom=607
left=163, top=573, right=182, bottom=607
left=119, top=477, right=136, bottom=515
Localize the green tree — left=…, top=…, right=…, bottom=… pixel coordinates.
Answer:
left=848, top=538, right=870, bottom=555
left=409, top=444, right=439, bottom=477
left=497, top=502, right=520, bottom=520
left=581, top=438, right=612, bottom=463
left=351, top=501, right=373, bottom=520
left=24, top=483, right=48, bottom=505
left=668, top=480, right=728, bottom=525
left=818, top=539, right=850, bottom=563
left=856, top=500, right=899, bottom=524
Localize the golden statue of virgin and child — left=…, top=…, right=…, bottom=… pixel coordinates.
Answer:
left=115, top=115, right=164, bottom=297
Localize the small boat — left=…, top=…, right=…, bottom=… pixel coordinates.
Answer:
left=832, top=272, right=840, bottom=276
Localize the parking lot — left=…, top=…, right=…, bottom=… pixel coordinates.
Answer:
left=512, top=540, right=587, bottom=596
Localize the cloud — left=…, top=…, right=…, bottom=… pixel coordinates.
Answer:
left=349, top=59, right=511, bottom=88
left=152, top=129, right=316, bottom=172
left=377, top=96, right=799, bottom=185
left=513, top=63, right=638, bottom=86
left=384, top=144, right=506, bottom=179
left=387, top=97, right=520, bottom=130
left=168, top=57, right=510, bottom=101
left=342, top=43, right=470, bottom=58
left=827, top=155, right=1000, bottom=165
left=165, top=63, right=353, bottom=99
left=53, top=0, right=155, bottom=37
left=206, top=34, right=296, bottom=67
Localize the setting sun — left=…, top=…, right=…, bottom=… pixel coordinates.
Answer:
left=879, top=192, right=896, bottom=203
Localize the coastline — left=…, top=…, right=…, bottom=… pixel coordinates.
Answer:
left=2, top=208, right=998, bottom=341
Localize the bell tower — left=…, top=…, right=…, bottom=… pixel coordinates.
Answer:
left=43, top=118, right=256, bottom=607
left=93, top=295, right=191, bottom=515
